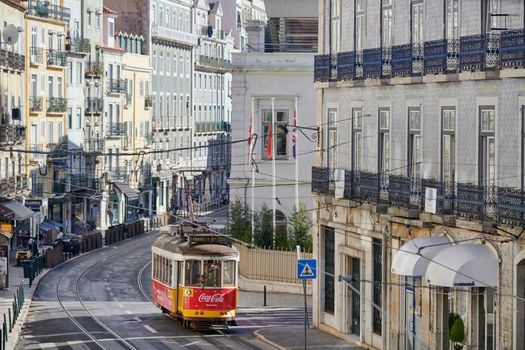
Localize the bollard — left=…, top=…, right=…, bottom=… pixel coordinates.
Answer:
left=8, top=309, right=11, bottom=332
left=263, top=285, right=267, bottom=306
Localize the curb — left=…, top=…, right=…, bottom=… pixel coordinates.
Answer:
left=253, top=327, right=287, bottom=350
left=9, top=230, right=158, bottom=350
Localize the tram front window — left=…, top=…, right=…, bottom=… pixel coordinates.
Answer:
left=185, top=260, right=201, bottom=286
left=223, top=260, right=235, bottom=287
left=203, top=260, right=221, bottom=287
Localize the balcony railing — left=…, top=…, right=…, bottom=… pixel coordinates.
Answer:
left=312, top=167, right=525, bottom=227
left=0, top=49, right=25, bottom=71
left=106, top=122, right=126, bottom=136
left=46, top=49, right=67, bottom=67
left=201, top=25, right=225, bottom=40
left=86, top=61, right=103, bottom=77
left=0, top=124, right=25, bottom=145
left=47, top=97, right=67, bottom=113
left=27, top=1, right=71, bottom=23
left=84, top=139, right=104, bottom=152
left=29, top=96, right=43, bottom=112
left=53, top=182, right=66, bottom=194
left=86, top=97, right=103, bottom=114
left=107, top=79, right=126, bottom=94
left=67, top=38, right=90, bottom=54
left=29, top=47, right=43, bottom=65
left=315, top=29, right=525, bottom=82
left=195, top=55, right=231, bottom=71
left=69, top=174, right=100, bottom=191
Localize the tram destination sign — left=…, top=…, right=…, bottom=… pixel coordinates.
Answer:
left=189, top=234, right=231, bottom=246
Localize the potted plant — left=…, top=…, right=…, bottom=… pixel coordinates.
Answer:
left=448, top=313, right=465, bottom=350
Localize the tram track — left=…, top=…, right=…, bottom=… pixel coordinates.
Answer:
left=55, top=233, right=157, bottom=350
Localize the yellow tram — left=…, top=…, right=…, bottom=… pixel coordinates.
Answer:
left=151, top=222, right=239, bottom=329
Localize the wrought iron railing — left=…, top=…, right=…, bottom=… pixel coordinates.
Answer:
left=47, top=97, right=67, bottom=113
left=311, top=166, right=525, bottom=227
left=46, top=49, right=67, bottom=67
left=67, top=38, right=90, bottom=54
left=69, top=174, right=100, bottom=191
left=27, top=1, right=71, bottom=23
left=0, top=125, right=25, bottom=145
left=0, top=49, right=25, bottom=71
left=315, top=30, right=525, bottom=82
left=107, top=79, right=126, bottom=94
left=29, top=96, right=43, bottom=112
left=86, top=97, right=103, bottom=114
left=106, top=122, right=127, bottom=136
left=144, top=96, right=152, bottom=108
left=86, top=61, right=103, bottom=76
left=195, top=55, right=231, bottom=70
left=84, top=139, right=104, bottom=152
left=29, top=47, right=43, bottom=65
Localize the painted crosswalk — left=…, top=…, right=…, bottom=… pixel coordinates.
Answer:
left=235, top=306, right=313, bottom=329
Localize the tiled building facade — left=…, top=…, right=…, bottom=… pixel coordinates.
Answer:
left=313, top=0, right=525, bottom=349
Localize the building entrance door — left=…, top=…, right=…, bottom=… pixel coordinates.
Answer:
left=405, top=277, right=422, bottom=350
left=346, top=256, right=360, bottom=336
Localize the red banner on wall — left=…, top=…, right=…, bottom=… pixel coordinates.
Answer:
left=152, top=280, right=175, bottom=311
left=184, top=288, right=236, bottom=311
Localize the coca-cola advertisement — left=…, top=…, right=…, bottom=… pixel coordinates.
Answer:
left=152, top=280, right=175, bottom=311
left=184, top=288, right=236, bottom=311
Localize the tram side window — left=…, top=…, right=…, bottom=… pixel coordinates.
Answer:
left=204, top=260, right=221, bottom=287
left=223, top=260, right=235, bottom=287
left=185, top=260, right=201, bottom=286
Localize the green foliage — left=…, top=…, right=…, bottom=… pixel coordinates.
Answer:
left=288, top=203, right=313, bottom=252
left=254, top=203, right=273, bottom=248
left=449, top=317, right=465, bottom=350
left=228, top=198, right=252, bottom=244
left=448, top=313, right=460, bottom=333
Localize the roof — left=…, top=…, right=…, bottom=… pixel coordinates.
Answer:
left=1, top=0, right=25, bottom=12
left=0, top=200, right=34, bottom=221
left=113, top=182, right=139, bottom=199
left=153, top=234, right=238, bottom=257
left=103, top=5, right=118, bottom=16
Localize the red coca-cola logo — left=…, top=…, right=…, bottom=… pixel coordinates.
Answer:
left=198, top=293, right=225, bottom=303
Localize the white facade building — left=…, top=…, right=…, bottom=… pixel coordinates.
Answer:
left=228, top=0, right=318, bottom=218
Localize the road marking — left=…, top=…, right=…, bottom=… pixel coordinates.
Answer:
left=125, top=310, right=132, bottom=314
left=143, top=324, right=157, bottom=333
left=134, top=317, right=141, bottom=322
left=118, top=303, right=125, bottom=308
left=183, top=340, right=201, bottom=347
left=39, top=343, right=57, bottom=349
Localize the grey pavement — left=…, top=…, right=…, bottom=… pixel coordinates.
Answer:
left=255, top=326, right=365, bottom=350
left=238, top=290, right=311, bottom=309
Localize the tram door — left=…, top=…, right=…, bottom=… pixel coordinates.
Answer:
left=174, top=261, right=182, bottom=311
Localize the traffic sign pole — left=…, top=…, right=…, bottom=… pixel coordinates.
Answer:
left=296, top=246, right=306, bottom=350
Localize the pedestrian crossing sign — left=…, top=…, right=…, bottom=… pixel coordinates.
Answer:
left=297, top=259, right=317, bottom=280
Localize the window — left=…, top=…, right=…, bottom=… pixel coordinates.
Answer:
left=382, top=0, right=393, bottom=48
left=96, top=12, right=101, bottom=28
left=483, top=0, right=500, bottom=32
left=48, top=76, right=54, bottom=97
left=355, top=0, right=365, bottom=52
left=412, top=1, right=424, bottom=45
left=372, top=237, right=382, bottom=334
left=330, top=0, right=341, bottom=53
left=203, top=260, right=221, bottom=287
left=327, top=109, right=337, bottom=171
left=76, top=62, right=82, bottom=85
left=223, top=260, right=235, bottom=287
left=48, top=122, right=54, bottom=143
left=67, top=62, right=73, bottom=84
left=408, top=107, right=421, bottom=179
left=479, top=107, right=495, bottom=187
left=40, top=121, right=45, bottom=138
left=475, top=287, right=496, bottom=350
left=446, top=0, right=459, bottom=39
left=57, top=77, right=62, bottom=98
left=87, top=11, right=92, bottom=27
left=76, top=107, right=82, bottom=129
left=378, top=108, right=390, bottom=186
left=441, top=107, right=456, bottom=183
left=184, top=260, right=201, bottom=286
left=323, top=227, right=335, bottom=314
left=262, top=110, right=288, bottom=158
left=352, top=108, right=363, bottom=172
left=48, top=32, right=53, bottom=51
left=57, top=121, right=62, bottom=141
left=67, top=108, right=72, bottom=129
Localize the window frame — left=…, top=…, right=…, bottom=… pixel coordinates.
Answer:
left=479, top=106, right=496, bottom=187
left=262, top=109, right=289, bottom=159
left=441, top=107, right=456, bottom=183
left=378, top=107, right=390, bottom=184
left=407, top=107, right=422, bottom=179
left=352, top=108, right=363, bottom=172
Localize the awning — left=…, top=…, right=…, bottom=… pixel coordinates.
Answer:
left=39, top=220, right=63, bottom=232
left=0, top=200, right=34, bottom=221
left=425, top=244, right=499, bottom=287
left=391, top=236, right=451, bottom=277
left=114, top=183, right=139, bottom=200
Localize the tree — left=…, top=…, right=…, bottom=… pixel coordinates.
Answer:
left=254, top=203, right=273, bottom=248
left=288, top=203, right=313, bottom=252
left=449, top=316, right=465, bottom=350
left=228, top=198, right=251, bottom=243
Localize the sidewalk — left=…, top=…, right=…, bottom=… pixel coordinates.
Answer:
left=254, top=326, right=365, bottom=350
left=0, top=252, right=49, bottom=350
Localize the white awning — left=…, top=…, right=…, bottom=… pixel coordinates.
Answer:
left=425, top=244, right=499, bottom=287
left=391, top=236, right=451, bottom=277
left=0, top=200, right=34, bottom=221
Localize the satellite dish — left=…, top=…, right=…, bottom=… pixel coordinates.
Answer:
left=3, top=24, right=19, bottom=45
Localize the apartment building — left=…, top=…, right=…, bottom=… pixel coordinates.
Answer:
left=0, top=0, right=33, bottom=251
left=313, top=0, right=525, bottom=349
left=221, top=0, right=265, bottom=51
left=228, top=0, right=318, bottom=219
left=24, top=0, right=70, bottom=232
left=193, top=0, right=233, bottom=209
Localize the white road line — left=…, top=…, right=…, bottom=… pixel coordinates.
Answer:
left=183, top=340, right=201, bottom=347
left=143, top=324, right=158, bottom=333
left=125, top=310, right=132, bottom=314
left=134, top=317, right=141, bottom=322
left=39, top=343, right=57, bottom=349
left=118, top=303, right=125, bottom=308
